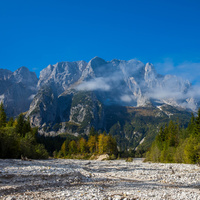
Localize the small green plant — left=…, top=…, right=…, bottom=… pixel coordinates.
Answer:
left=109, top=154, right=116, bottom=160
left=126, top=157, right=133, bottom=162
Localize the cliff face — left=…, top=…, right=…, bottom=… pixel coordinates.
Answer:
left=0, top=67, right=38, bottom=117
left=27, top=89, right=105, bottom=136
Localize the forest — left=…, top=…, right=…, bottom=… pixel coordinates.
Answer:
left=54, top=127, right=118, bottom=159
left=0, top=103, right=48, bottom=159
left=146, top=109, right=200, bottom=164
left=1, top=100, right=200, bottom=163
left=0, top=103, right=118, bottom=159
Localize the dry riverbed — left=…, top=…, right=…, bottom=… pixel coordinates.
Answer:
left=0, top=158, right=200, bottom=200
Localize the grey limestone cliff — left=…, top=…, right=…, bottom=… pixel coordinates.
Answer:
left=0, top=67, right=38, bottom=117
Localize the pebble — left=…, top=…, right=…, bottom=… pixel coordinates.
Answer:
left=0, top=159, right=200, bottom=199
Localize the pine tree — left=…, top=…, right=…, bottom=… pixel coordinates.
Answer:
left=168, top=120, right=176, bottom=147
left=7, top=117, right=14, bottom=127
left=0, top=102, right=6, bottom=128
left=89, top=127, right=96, bottom=136
left=193, top=108, right=200, bottom=136
left=22, top=117, right=31, bottom=135
left=106, top=133, right=118, bottom=155
left=188, top=113, right=195, bottom=133
left=16, top=113, right=25, bottom=136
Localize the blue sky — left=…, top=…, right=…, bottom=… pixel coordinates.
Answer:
left=0, top=0, right=200, bottom=84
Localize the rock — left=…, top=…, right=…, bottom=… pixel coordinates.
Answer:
left=5, top=197, right=16, bottom=200
left=0, top=67, right=38, bottom=117
left=84, top=162, right=91, bottom=165
left=97, top=154, right=109, bottom=161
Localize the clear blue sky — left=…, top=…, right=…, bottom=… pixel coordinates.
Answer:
left=0, top=0, right=200, bottom=84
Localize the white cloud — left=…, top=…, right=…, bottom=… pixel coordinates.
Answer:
left=120, top=95, right=134, bottom=102
left=154, top=59, right=200, bottom=85
left=28, top=94, right=35, bottom=100
left=76, top=77, right=111, bottom=91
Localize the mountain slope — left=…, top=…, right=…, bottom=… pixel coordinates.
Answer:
left=0, top=67, right=38, bottom=117
left=0, top=57, right=197, bottom=151
left=24, top=57, right=194, bottom=151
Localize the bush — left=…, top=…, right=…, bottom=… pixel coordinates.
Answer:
left=126, top=157, right=133, bottom=162
left=109, top=154, right=116, bottom=160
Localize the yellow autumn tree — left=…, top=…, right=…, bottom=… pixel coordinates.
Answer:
left=87, top=135, right=97, bottom=153
left=69, top=140, right=77, bottom=154
left=98, top=134, right=105, bottom=154
left=78, top=137, right=87, bottom=154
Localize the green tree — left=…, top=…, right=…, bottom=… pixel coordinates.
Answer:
left=16, top=113, right=25, bottom=136
left=89, top=127, right=96, bottom=136
left=103, top=134, right=118, bottom=155
left=184, top=137, right=199, bottom=163
left=0, top=102, right=7, bottom=128
left=7, top=117, right=14, bottom=127
left=187, top=113, right=195, bottom=133
left=168, top=120, right=177, bottom=147
left=0, top=128, right=20, bottom=158
left=146, top=110, right=200, bottom=164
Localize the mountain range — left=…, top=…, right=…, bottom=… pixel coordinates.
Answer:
left=0, top=57, right=198, bottom=152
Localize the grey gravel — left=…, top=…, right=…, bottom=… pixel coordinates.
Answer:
left=0, top=158, right=200, bottom=199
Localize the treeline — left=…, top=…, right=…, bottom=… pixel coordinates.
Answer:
left=55, top=127, right=118, bottom=159
left=0, top=103, right=48, bottom=159
left=146, top=109, right=200, bottom=164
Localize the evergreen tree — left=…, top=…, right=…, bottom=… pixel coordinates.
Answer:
left=192, top=108, right=200, bottom=136
left=187, top=113, right=195, bottom=133
left=0, top=102, right=6, bottom=128
left=7, top=117, right=14, bottom=127
left=146, top=109, right=200, bottom=164
left=16, top=113, right=25, bottom=136
left=106, top=133, right=118, bottom=155
left=168, top=120, right=176, bottom=147
left=22, top=117, right=31, bottom=136
left=89, top=127, right=96, bottom=136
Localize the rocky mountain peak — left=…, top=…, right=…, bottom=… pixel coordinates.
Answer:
left=38, top=60, right=88, bottom=94
left=12, top=66, right=38, bottom=85
left=0, top=69, right=12, bottom=80
left=0, top=67, right=38, bottom=117
left=1, top=57, right=199, bottom=122
left=144, top=62, right=157, bottom=83
left=88, top=56, right=107, bottom=68
left=145, top=62, right=155, bottom=72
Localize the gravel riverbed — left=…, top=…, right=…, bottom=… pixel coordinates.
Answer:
left=0, top=158, right=200, bottom=200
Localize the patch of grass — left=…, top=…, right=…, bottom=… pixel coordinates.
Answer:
left=126, top=157, right=133, bottom=162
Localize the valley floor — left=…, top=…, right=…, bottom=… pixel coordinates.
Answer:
left=0, top=158, right=200, bottom=200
